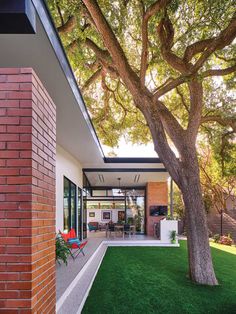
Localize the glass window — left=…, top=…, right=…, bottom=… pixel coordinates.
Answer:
left=63, top=178, right=70, bottom=232
left=71, top=183, right=76, bottom=230
left=83, top=199, right=87, bottom=239
left=126, top=195, right=145, bottom=233
left=63, top=177, right=77, bottom=233
left=107, top=189, right=113, bottom=196
left=92, top=190, right=107, bottom=197
left=78, top=188, right=82, bottom=240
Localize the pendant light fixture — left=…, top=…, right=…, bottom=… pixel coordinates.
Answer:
left=117, top=177, right=121, bottom=194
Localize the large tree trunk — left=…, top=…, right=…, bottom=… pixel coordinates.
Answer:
left=180, top=148, right=218, bottom=285
left=144, top=103, right=218, bottom=285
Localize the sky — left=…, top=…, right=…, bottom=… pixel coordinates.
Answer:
left=102, top=136, right=157, bottom=157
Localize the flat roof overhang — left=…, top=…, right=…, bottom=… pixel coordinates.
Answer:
left=0, top=0, right=104, bottom=165
left=0, top=0, right=36, bottom=34
left=83, top=157, right=168, bottom=187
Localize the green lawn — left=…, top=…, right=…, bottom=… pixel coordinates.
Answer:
left=82, top=241, right=236, bottom=314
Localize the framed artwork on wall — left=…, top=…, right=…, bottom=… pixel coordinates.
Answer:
left=89, top=212, right=95, bottom=217
left=101, top=210, right=112, bottom=221
left=118, top=211, right=125, bottom=221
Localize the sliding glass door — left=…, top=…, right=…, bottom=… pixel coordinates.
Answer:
left=126, top=190, right=145, bottom=234
left=63, top=177, right=71, bottom=232
left=70, top=182, right=76, bottom=231
left=63, top=177, right=82, bottom=238
left=77, top=187, right=82, bottom=240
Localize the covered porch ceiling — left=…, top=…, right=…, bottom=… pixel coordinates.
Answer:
left=84, top=170, right=169, bottom=187
left=83, top=158, right=169, bottom=187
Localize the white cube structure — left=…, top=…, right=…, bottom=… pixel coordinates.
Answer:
left=160, top=219, right=178, bottom=243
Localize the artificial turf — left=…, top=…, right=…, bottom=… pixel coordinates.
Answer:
left=82, top=241, right=236, bottom=314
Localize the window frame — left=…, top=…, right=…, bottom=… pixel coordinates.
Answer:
left=63, top=176, right=77, bottom=233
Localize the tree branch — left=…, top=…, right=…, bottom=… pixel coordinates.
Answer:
left=201, top=115, right=236, bottom=132
left=153, top=75, right=188, bottom=99
left=157, top=11, right=236, bottom=77
left=214, top=53, right=236, bottom=63
left=140, top=0, right=171, bottom=86
left=145, top=0, right=171, bottom=20
left=81, top=68, right=102, bottom=92
left=157, top=15, right=190, bottom=74
left=183, top=38, right=214, bottom=62
left=66, top=39, right=78, bottom=53
left=85, top=38, right=111, bottom=61
left=155, top=101, right=186, bottom=150
left=142, top=104, right=182, bottom=185
left=176, top=87, right=189, bottom=113
left=191, top=12, right=236, bottom=73
left=103, top=80, right=136, bottom=115
left=84, top=38, right=119, bottom=78
left=82, top=0, right=144, bottom=100
left=57, top=15, right=76, bottom=34
left=202, top=64, right=236, bottom=77
left=186, top=79, right=203, bottom=140
left=56, top=3, right=64, bottom=27
left=66, top=37, right=119, bottom=79
left=140, top=15, right=149, bottom=87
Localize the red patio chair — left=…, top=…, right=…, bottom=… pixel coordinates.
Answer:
left=72, top=240, right=88, bottom=259
left=59, top=229, right=88, bottom=260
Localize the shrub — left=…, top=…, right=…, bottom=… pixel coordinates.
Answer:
left=56, top=235, right=70, bottom=265
left=170, top=230, right=177, bottom=241
left=218, top=235, right=233, bottom=246
left=213, top=234, right=220, bottom=243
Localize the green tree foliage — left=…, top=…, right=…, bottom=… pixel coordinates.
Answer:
left=199, top=130, right=236, bottom=214
left=47, top=0, right=235, bottom=148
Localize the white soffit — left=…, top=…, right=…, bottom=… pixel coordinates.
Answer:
left=83, top=162, right=165, bottom=168
left=85, top=171, right=169, bottom=187
left=0, top=13, right=104, bottom=165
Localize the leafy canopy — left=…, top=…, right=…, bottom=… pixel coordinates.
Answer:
left=47, top=0, right=235, bottom=149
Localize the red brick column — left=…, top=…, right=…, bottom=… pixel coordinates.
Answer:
left=0, top=68, right=56, bottom=313
left=146, top=182, right=168, bottom=236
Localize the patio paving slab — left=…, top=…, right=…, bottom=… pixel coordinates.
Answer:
left=57, top=241, right=107, bottom=314
left=56, top=237, right=103, bottom=301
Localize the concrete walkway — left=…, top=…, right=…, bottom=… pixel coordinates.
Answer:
left=56, top=237, right=103, bottom=300
left=57, top=241, right=107, bottom=314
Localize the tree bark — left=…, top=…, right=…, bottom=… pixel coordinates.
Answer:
left=180, top=148, right=218, bottom=285
left=146, top=105, right=218, bottom=285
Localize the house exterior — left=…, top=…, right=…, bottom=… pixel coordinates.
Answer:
left=0, top=1, right=172, bottom=312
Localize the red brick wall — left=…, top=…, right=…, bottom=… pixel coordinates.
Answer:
left=146, top=182, right=168, bottom=236
left=0, top=68, right=56, bottom=313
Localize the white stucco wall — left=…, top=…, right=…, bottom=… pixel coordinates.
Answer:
left=160, top=220, right=178, bottom=243
left=87, top=208, right=125, bottom=224
left=56, top=144, right=83, bottom=232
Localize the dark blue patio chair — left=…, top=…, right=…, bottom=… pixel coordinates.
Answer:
left=107, top=224, right=115, bottom=238
left=124, top=224, right=132, bottom=238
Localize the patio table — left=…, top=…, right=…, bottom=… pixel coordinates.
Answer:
left=130, top=225, right=136, bottom=235
left=114, top=225, right=124, bottom=238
